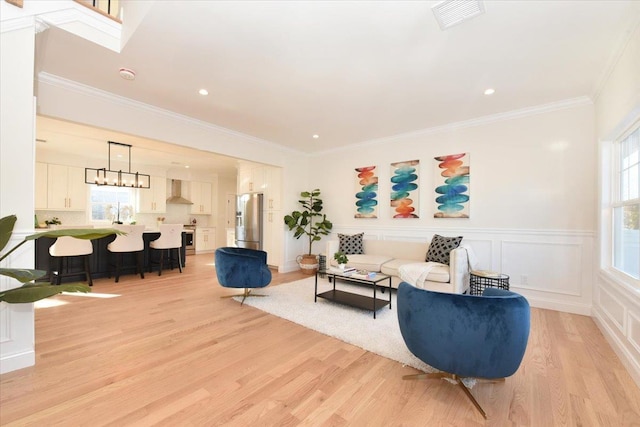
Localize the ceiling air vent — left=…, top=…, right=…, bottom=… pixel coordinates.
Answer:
left=431, top=0, right=485, bottom=30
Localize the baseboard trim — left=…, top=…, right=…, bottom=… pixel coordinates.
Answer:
left=0, top=350, right=35, bottom=374
left=592, top=310, right=640, bottom=389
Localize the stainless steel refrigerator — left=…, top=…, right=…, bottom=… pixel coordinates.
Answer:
left=235, top=193, right=263, bottom=250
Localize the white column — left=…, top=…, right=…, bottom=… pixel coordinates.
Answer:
left=0, top=17, right=37, bottom=374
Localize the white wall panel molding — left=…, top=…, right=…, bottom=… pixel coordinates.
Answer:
left=593, top=310, right=640, bottom=388
left=501, top=240, right=583, bottom=296
left=326, top=225, right=594, bottom=315
left=598, top=285, right=627, bottom=332
left=629, top=311, right=640, bottom=356
left=593, top=271, right=640, bottom=387
left=1, top=14, right=34, bottom=32
left=591, top=272, right=640, bottom=388
left=329, top=224, right=594, bottom=239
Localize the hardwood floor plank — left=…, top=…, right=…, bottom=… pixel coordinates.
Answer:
left=1, top=254, right=640, bottom=426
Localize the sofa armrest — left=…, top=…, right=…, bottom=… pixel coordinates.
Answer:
left=449, top=247, right=471, bottom=293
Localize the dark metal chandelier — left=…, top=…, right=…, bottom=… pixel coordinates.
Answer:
left=84, top=141, right=150, bottom=189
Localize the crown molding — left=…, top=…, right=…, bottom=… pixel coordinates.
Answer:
left=316, top=96, right=593, bottom=157
left=2, top=1, right=120, bottom=50
left=37, top=72, right=305, bottom=156
left=591, top=15, right=640, bottom=102
left=1, top=14, right=34, bottom=33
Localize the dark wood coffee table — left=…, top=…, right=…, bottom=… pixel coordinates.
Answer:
left=314, top=269, right=392, bottom=319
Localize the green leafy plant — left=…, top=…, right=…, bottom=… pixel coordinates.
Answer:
left=284, top=189, right=333, bottom=255
left=334, top=251, right=349, bottom=265
left=0, top=215, right=121, bottom=303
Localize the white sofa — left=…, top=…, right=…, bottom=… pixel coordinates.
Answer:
left=325, top=238, right=475, bottom=293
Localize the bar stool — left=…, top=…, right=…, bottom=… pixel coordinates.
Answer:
left=148, top=224, right=183, bottom=276
left=107, top=224, right=145, bottom=283
left=48, top=226, right=94, bottom=286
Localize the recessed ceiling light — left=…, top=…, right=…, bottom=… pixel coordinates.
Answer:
left=199, top=89, right=209, bottom=96
left=185, top=165, right=190, bottom=169
left=118, top=68, right=136, bottom=80
left=312, top=134, right=319, bottom=139
left=484, top=88, right=495, bottom=95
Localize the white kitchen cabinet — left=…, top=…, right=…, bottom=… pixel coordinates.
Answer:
left=35, top=162, right=48, bottom=210
left=262, top=210, right=282, bottom=268
left=46, top=164, right=87, bottom=211
left=237, top=166, right=252, bottom=194
left=195, top=227, right=216, bottom=253
left=264, top=166, right=282, bottom=211
left=190, top=181, right=212, bottom=214
left=237, top=164, right=283, bottom=268
left=137, top=176, right=167, bottom=213
left=237, top=164, right=265, bottom=194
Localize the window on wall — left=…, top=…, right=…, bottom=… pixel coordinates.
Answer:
left=612, top=126, right=639, bottom=280
left=90, top=186, right=135, bottom=223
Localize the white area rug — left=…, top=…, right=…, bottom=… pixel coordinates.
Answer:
left=235, top=276, right=434, bottom=373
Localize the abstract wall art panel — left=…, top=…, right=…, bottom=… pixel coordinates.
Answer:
left=390, top=160, right=419, bottom=218
left=434, top=153, right=470, bottom=218
left=354, top=166, right=378, bottom=218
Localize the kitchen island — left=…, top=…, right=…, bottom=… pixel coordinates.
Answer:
left=34, top=230, right=188, bottom=284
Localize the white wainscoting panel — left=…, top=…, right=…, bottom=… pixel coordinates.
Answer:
left=593, top=272, right=640, bottom=389
left=322, top=225, right=594, bottom=315
left=462, top=238, right=493, bottom=270
left=0, top=231, right=36, bottom=374
left=598, top=286, right=626, bottom=331
left=501, top=240, right=582, bottom=296
left=630, top=311, right=640, bottom=356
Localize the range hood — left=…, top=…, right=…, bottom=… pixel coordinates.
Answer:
left=166, top=179, right=193, bottom=205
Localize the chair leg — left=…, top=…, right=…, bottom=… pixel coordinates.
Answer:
left=49, top=257, right=55, bottom=284
left=137, top=251, right=145, bottom=279
left=456, top=377, right=486, bottom=419
left=56, top=257, right=63, bottom=285
left=220, top=288, right=267, bottom=305
left=176, top=248, right=182, bottom=273
left=84, top=255, right=93, bottom=286
left=114, top=253, right=122, bottom=283
left=158, top=250, right=164, bottom=276
left=402, top=372, right=487, bottom=419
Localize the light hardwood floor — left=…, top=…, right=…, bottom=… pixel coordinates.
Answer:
left=1, top=254, right=640, bottom=426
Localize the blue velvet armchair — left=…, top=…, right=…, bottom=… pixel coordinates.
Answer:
left=397, top=282, right=530, bottom=419
left=215, top=247, right=272, bottom=304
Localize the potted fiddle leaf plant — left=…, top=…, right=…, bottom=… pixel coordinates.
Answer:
left=0, top=214, right=121, bottom=303
left=284, top=189, right=333, bottom=275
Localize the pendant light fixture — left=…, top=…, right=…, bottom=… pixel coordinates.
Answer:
left=85, top=141, right=151, bottom=189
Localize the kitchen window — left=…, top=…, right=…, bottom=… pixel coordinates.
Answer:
left=612, top=125, right=639, bottom=281
left=90, top=186, right=135, bottom=223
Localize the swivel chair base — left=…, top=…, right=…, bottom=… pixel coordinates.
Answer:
left=403, top=372, right=505, bottom=419
left=220, top=288, right=267, bottom=305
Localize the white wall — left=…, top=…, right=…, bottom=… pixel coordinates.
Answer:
left=0, top=22, right=37, bottom=374
left=310, top=102, right=597, bottom=315
left=35, top=72, right=310, bottom=273
left=215, top=175, right=237, bottom=248
left=593, top=22, right=640, bottom=388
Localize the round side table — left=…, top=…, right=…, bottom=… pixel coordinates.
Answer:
left=469, top=271, right=510, bottom=296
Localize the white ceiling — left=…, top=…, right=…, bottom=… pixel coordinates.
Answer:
left=34, top=1, right=640, bottom=169
left=35, top=116, right=241, bottom=177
